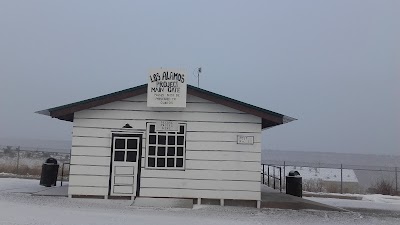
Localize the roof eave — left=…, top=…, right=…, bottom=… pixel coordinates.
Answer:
left=36, top=84, right=296, bottom=128
left=35, top=109, right=50, bottom=116
left=262, top=116, right=297, bottom=130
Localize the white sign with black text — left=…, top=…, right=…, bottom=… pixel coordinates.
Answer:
left=156, top=121, right=179, bottom=132
left=237, top=135, right=254, bottom=145
left=147, top=68, right=187, bottom=107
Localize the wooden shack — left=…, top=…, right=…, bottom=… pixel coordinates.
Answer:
left=37, top=73, right=294, bottom=208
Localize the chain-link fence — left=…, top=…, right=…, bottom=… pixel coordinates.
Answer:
left=263, top=160, right=399, bottom=195
left=2, top=145, right=398, bottom=195
left=0, top=145, right=70, bottom=179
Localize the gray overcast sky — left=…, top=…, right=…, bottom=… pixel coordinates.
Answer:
left=0, top=1, right=399, bottom=155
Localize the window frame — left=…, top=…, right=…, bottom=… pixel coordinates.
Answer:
left=113, top=137, right=140, bottom=163
left=145, top=122, right=186, bottom=170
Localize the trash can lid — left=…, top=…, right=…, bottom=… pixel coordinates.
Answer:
left=288, top=170, right=300, bottom=176
left=45, top=157, right=58, bottom=164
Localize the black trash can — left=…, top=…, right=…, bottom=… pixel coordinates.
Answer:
left=40, top=158, right=59, bottom=187
left=286, top=170, right=302, bottom=197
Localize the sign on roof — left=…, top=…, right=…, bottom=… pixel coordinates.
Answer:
left=147, top=69, right=187, bottom=108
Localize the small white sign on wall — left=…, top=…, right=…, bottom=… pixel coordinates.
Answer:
left=156, top=121, right=179, bottom=132
left=147, top=68, right=187, bottom=108
left=237, top=135, right=254, bottom=145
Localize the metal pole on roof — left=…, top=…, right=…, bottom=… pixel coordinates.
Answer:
left=197, top=67, right=202, bottom=87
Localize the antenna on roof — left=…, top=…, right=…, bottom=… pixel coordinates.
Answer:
left=196, top=67, right=202, bottom=87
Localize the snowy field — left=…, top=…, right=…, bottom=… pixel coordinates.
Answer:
left=0, top=178, right=400, bottom=225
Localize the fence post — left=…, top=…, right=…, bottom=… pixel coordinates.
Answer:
left=396, top=167, right=398, bottom=195
left=262, top=164, right=265, bottom=185
left=61, top=163, right=65, bottom=186
left=16, top=147, right=20, bottom=174
left=279, top=167, right=282, bottom=193
left=267, top=166, right=270, bottom=186
left=340, top=164, right=343, bottom=194
left=283, top=161, right=286, bottom=186
left=273, top=166, right=276, bottom=189
left=283, top=161, right=286, bottom=188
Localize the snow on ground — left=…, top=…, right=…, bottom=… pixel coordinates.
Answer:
left=0, top=178, right=399, bottom=225
left=304, top=193, right=400, bottom=212
left=362, top=194, right=400, bottom=204
left=305, top=196, right=400, bottom=212
left=0, top=177, right=48, bottom=193
left=304, top=192, right=400, bottom=212
left=304, top=191, right=400, bottom=207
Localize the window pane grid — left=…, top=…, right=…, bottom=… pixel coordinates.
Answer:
left=146, top=123, right=186, bottom=169
left=113, top=138, right=139, bottom=163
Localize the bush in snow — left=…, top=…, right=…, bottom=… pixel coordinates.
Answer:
left=325, top=182, right=340, bottom=193
left=368, top=179, right=397, bottom=196
left=303, top=178, right=324, bottom=192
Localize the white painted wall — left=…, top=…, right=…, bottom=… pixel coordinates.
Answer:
left=68, top=94, right=262, bottom=201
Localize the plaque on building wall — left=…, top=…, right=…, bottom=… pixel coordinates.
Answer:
left=237, top=135, right=254, bottom=145
left=147, top=68, right=187, bottom=108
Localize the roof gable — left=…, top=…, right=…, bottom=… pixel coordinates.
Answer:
left=37, top=84, right=295, bottom=129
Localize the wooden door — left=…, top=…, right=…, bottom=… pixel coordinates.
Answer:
left=110, top=135, right=141, bottom=196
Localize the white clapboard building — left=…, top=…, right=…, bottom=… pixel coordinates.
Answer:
left=37, top=70, right=294, bottom=208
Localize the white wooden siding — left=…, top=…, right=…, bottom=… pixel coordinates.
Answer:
left=118, top=94, right=210, bottom=103
left=140, top=169, right=260, bottom=181
left=72, top=136, right=111, bottom=148
left=140, top=188, right=260, bottom=200
left=186, top=142, right=261, bottom=152
left=69, top=165, right=110, bottom=176
left=72, top=126, right=260, bottom=142
left=70, top=155, right=110, bottom=166
left=73, top=119, right=260, bottom=133
left=71, top=147, right=111, bottom=157
left=68, top=186, right=108, bottom=196
left=187, top=132, right=261, bottom=143
left=69, top=175, right=109, bottom=187
left=186, top=151, right=260, bottom=162
left=75, top=110, right=260, bottom=123
left=186, top=160, right=260, bottom=171
left=91, top=95, right=245, bottom=113
left=69, top=93, right=262, bottom=200
left=140, top=178, right=259, bottom=191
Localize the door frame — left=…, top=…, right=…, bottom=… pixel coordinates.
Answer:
left=108, top=133, right=143, bottom=197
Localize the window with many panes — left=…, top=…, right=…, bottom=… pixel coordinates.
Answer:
left=146, top=123, right=186, bottom=169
